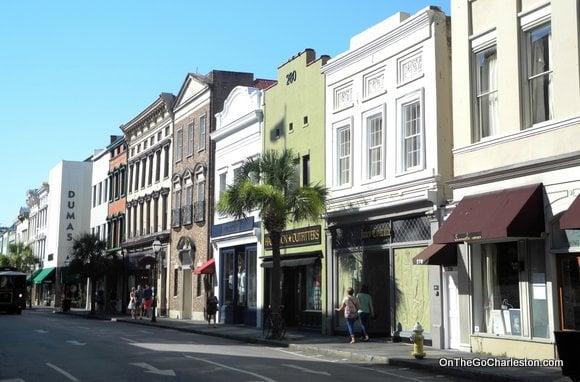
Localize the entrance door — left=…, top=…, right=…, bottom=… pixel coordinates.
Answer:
left=182, top=270, right=192, bottom=319
left=446, top=269, right=460, bottom=349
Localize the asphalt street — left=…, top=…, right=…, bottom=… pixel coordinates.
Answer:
left=0, top=309, right=470, bottom=382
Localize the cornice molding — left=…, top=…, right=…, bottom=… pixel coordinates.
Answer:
left=322, top=9, right=436, bottom=75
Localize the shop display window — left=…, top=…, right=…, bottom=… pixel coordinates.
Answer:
left=306, top=262, right=321, bottom=310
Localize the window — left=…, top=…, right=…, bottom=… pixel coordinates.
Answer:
left=303, top=116, right=308, bottom=125
left=302, top=154, right=310, bottom=186
left=186, top=123, right=194, bottom=156
left=196, top=274, right=202, bottom=297
left=185, top=182, right=193, bottom=206
left=141, top=158, right=146, bottom=188
left=145, top=200, right=151, bottom=234
left=198, top=115, right=206, bottom=150
left=526, top=23, right=553, bottom=125
left=137, top=144, right=141, bottom=153
left=143, top=140, right=148, bottom=150
left=155, top=150, right=161, bottom=182
left=157, top=131, right=162, bottom=142
left=474, top=46, right=498, bottom=142
left=173, top=189, right=182, bottom=210
left=147, top=155, right=153, bottom=186
left=366, top=113, right=383, bottom=178
left=289, top=122, right=293, bottom=132
left=173, top=268, right=179, bottom=296
left=104, top=178, right=109, bottom=201
left=275, top=128, right=280, bottom=139
left=92, top=185, right=97, bottom=207
left=196, top=178, right=205, bottom=203
left=153, top=197, right=158, bottom=233
left=98, top=182, right=102, bottom=204
left=162, top=194, right=168, bottom=230
left=139, top=203, right=144, bottom=236
left=120, top=169, right=125, bottom=196
left=337, top=126, right=351, bottom=186
left=128, top=165, right=133, bottom=193
left=163, top=146, right=169, bottom=178
left=114, top=173, right=120, bottom=199
left=165, top=126, right=169, bottom=136
left=402, top=100, right=422, bottom=171
left=175, top=129, right=183, bottom=162
left=219, top=173, right=227, bottom=197
left=131, top=148, right=135, bottom=157
left=150, top=136, right=154, bottom=146
left=134, top=162, right=140, bottom=191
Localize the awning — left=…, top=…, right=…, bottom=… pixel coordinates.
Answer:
left=33, top=267, right=55, bottom=284
left=413, top=244, right=457, bottom=266
left=193, top=258, right=215, bottom=275
left=261, top=254, right=320, bottom=268
left=560, top=195, right=580, bottom=230
left=433, top=184, right=545, bottom=244
left=27, top=268, right=42, bottom=284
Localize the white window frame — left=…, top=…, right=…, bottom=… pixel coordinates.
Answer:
left=471, top=34, right=499, bottom=143
left=333, top=118, right=353, bottom=188
left=520, top=4, right=552, bottom=129
left=361, top=104, right=386, bottom=182
left=397, top=89, right=425, bottom=175
left=175, top=128, right=183, bottom=163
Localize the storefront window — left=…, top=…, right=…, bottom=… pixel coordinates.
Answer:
left=337, top=250, right=389, bottom=332
left=306, top=262, right=321, bottom=310
left=529, top=240, right=548, bottom=338
left=222, top=250, right=235, bottom=305
left=560, top=255, right=580, bottom=330
left=247, top=247, right=257, bottom=309
left=394, top=247, right=430, bottom=333
left=237, top=251, right=247, bottom=307
left=481, top=242, right=522, bottom=336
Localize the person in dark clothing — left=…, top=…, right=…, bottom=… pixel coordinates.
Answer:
left=206, top=293, right=218, bottom=327
left=143, top=285, right=153, bottom=319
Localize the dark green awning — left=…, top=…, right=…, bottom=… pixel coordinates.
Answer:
left=33, top=267, right=55, bottom=284
left=27, top=268, right=42, bottom=284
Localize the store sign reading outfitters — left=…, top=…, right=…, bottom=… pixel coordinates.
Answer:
left=264, top=225, right=321, bottom=250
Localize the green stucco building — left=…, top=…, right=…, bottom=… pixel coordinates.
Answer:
left=263, top=49, right=330, bottom=333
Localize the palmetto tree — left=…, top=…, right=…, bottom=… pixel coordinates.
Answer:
left=7, top=243, right=38, bottom=274
left=217, top=149, right=326, bottom=338
left=68, top=233, right=114, bottom=314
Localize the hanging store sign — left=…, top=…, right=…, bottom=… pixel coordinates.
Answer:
left=264, top=225, right=321, bottom=250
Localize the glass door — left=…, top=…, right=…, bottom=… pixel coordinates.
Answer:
left=559, top=255, right=580, bottom=330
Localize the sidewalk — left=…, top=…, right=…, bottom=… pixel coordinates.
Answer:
left=55, top=308, right=568, bottom=382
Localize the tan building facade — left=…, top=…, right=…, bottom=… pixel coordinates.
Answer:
left=434, top=0, right=580, bottom=359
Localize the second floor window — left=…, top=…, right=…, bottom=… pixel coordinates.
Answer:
left=474, top=46, right=498, bottom=142
left=337, top=126, right=351, bottom=186
left=175, top=129, right=183, bottom=162
left=367, top=113, right=383, bottom=178
left=527, top=23, right=552, bottom=126
left=198, top=115, right=206, bottom=151
left=402, top=100, right=422, bottom=171
left=219, top=172, right=227, bottom=198
left=186, top=123, right=194, bottom=157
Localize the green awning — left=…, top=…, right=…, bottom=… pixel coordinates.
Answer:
left=27, top=268, right=42, bottom=283
left=33, top=267, right=55, bottom=284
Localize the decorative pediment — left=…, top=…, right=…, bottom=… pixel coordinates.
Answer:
left=216, top=86, right=262, bottom=130
left=174, top=73, right=211, bottom=111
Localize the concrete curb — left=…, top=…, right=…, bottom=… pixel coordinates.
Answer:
left=53, top=312, right=554, bottom=382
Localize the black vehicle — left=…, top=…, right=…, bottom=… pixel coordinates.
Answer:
left=0, top=267, right=26, bottom=314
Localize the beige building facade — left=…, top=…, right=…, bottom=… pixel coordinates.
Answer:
left=434, top=0, right=580, bottom=359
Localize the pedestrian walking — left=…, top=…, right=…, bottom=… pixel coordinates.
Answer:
left=143, top=285, right=153, bottom=319
left=356, top=284, right=374, bottom=342
left=206, top=293, right=218, bottom=327
left=135, top=285, right=143, bottom=319
left=128, top=287, right=137, bottom=319
left=335, top=287, right=360, bottom=344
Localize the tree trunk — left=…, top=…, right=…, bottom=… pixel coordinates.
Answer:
left=269, top=231, right=284, bottom=339
left=90, top=278, right=96, bottom=315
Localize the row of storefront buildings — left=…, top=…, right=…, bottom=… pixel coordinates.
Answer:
left=2, top=1, right=579, bottom=360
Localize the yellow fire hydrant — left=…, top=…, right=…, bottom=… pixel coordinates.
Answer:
left=410, top=322, right=426, bottom=359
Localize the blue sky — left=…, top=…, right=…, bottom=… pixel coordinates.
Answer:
left=0, top=0, right=449, bottom=227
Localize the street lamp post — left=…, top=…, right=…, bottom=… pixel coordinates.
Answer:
left=151, top=238, right=162, bottom=323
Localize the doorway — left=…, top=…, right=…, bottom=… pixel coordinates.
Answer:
left=445, top=268, right=460, bottom=349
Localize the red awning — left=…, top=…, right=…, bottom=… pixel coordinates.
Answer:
left=434, top=184, right=545, bottom=244
left=413, top=244, right=457, bottom=266
left=193, top=258, right=215, bottom=275
left=560, top=195, right=580, bottom=230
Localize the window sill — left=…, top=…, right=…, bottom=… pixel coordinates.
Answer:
left=333, top=183, right=353, bottom=191
left=454, top=115, right=580, bottom=155
left=395, top=165, right=425, bottom=178
left=332, top=104, right=354, bottom=114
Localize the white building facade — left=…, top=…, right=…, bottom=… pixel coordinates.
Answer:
left=27, top=184, right=49, bottom=267
left=90, top=149, right=111, bottom=243
left=210, top=85, right=265, bottom=327
left=122, top=93, right=174, bottom=317
left=42, top=160, right=92, bottom=306
left=322, top=7, right=453, bottom=347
